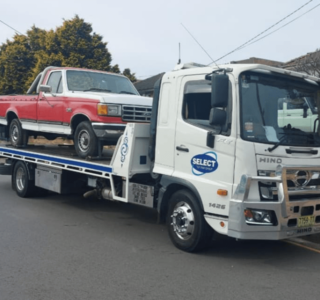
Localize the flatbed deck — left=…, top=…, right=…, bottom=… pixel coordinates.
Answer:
left=0, top=144, right=114, bottom=177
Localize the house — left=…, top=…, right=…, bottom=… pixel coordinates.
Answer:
left=134, top=73, right=165, bottom=97
left=282, top=50, right=320, bottom=77
left=230, top=57, right=284, bottom=67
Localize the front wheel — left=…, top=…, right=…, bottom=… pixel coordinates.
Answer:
left=166, top=189, right=213, bottom=252
left=9, top=118, right=28, bottom=147
left=74, top=121, right=99, bottom=158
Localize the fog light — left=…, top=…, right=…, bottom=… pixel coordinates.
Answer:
left=244, top=209, right=275, bottom=226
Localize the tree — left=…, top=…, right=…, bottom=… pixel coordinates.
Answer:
left=0, top=34, right=34, bottom=94
left=0, top=16, right=134, bottom=94
left=289, top=49, right=320, bottom=77
left=122, top=68, right=137, bottom=82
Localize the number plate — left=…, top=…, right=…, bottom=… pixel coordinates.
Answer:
left=298, top=216, right=315, bottom=228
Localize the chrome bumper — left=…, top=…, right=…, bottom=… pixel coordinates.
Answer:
left=228, top=165, right=320, bottom=240
left=92, top=123, right=126, bottom=142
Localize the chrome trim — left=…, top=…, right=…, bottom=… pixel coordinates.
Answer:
left=245, top=221, right=274, bottom=226
left=122, top=105, right=152, bottom=122
left=91, top=123, right=126, bottom=127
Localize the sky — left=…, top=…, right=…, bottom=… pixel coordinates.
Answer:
left=0, top=0, right=319, bottom=80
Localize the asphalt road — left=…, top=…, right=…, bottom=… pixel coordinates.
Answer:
left=1, top=175, right=320, bottom=300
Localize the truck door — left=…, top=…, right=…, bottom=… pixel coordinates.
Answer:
left=37, top=70, right=67, bottom=134
left=172, top=75, right=236, bottom=215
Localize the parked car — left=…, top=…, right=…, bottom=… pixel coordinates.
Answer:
left=0, top=66, right=152, bottom=158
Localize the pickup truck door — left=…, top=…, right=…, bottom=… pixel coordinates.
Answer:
left=37, top=71, right=70, bottom=134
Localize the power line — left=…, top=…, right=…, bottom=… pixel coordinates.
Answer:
left=181, top=23, right=220, bottom=68
left=212, top=0, right=315, bottom=63
left=0, top=19, right=24, bottom=36
left=239, top=3, right=320, bottom=50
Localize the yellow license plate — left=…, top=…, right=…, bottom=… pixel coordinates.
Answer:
left=298, top=216, right=315, bottom=228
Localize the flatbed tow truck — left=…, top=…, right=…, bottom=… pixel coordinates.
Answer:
left=2, top=62, right=320, bottom=252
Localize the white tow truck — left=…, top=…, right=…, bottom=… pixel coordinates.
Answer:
left=1, top=62, right=320, bottom=252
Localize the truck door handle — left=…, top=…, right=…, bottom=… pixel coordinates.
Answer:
left=176, top=146, right=189, bottom=152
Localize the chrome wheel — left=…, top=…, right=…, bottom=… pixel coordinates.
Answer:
left=170, top=201, right=195, bottom=240
left=16, top=166, right=26, bottom=192
left=11, top=124, right=19, bottom=144
left=78, top=129, right=90, bottom=153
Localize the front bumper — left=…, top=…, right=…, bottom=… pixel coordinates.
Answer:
left=92, top=123, right=126, bottom=143
left=227, top=165, right=320, bottom=240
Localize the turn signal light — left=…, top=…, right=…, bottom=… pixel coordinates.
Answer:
left=217, top=189, right=228, bottom=196
left=97, top=104, right=108, bottom=115
left=244, top=209, right=253, bottom=219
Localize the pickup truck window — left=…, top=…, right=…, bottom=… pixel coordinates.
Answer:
left=66, top=70, right=139, bottom=96
left=47, top=71, right=63, bottom=93
left=240, top=71, right=320, bottom=147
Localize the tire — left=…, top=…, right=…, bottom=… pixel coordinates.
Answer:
left=74, top=121, right=98, bottom=158
left=9, top=118, right=28, bottom=147
left=12, top=161, right=35, bottom=198
left=166, top=189, right=213, bottom=252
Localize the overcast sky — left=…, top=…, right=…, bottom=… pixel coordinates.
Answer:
left=1, top=0, right=319, bottom=79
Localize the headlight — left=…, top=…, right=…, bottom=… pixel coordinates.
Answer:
left=97, top=104, right=121, bottom=116
left=244, top=209, right=277, bottom=226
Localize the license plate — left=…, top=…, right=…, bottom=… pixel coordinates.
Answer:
left=298, top=216, right=315, bottom=228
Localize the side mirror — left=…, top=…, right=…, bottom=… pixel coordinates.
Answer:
left=39, top=85, right=52, bottom=93
left=209, top=108, right=226, bottom=126
left=211, top=74, right=229, bottom=108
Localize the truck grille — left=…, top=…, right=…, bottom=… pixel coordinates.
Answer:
left=122, top=105, right=152, bottom=122
left=258, top=168, right=320, bottom=202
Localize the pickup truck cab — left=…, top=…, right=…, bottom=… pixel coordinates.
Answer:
left=0, top=66, right=152, bottom=157
left=278, top=97, right=318, bottom=132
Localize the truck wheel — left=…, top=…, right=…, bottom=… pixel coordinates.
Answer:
left=74, top=121, right=98, bottom=158
left=166, top=189, right=213, bottom=252
left=9, top=118, right=28, bottom=147
left=13, top=161, right=35, bottom=198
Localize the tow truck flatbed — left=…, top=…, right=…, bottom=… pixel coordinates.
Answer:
left=0, top=144, right=113, bottom=177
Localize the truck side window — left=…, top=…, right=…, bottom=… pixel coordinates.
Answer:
left=182, top=80, right=231, bottom=135
left=47, top=71, right=63, bottom=94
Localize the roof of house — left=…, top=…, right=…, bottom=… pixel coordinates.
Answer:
left=282, top=50, right=320, bottom=69
left=230, top=57, right=284, bottom=67
left=134, top=73, right=165, bottom=93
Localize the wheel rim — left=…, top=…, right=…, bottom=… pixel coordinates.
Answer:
left=170, top=201, right=195, bottom=240
left=16, top=167, right=26, bottom=191
left=11, top=124, right=19, bottom=143
left=78, top=129, right=90, bottom=152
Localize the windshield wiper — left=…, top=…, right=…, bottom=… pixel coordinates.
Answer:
left=267, top=131, right=316, bottom=152
left=83, top=88, right=111, bottom=92
left=267, top=135, right=288, bottom=152
left=119, top=91, right=135, bottom=95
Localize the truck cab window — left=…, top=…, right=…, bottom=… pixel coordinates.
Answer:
left=47, top=71, right=63, bottom=93
left=182, top=80, right=231, bottom=135
left=240, top=71, right=320, bottom=146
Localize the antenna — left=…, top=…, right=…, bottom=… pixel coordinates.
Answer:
left=177, top=43, right=181, bottom=64
left=181, top=23, right=219, bottom=69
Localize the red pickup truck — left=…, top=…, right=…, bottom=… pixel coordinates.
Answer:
left=0, top=66, right=152, bottom=158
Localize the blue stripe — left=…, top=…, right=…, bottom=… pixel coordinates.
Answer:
left=0, top=147, right=112, bottom=173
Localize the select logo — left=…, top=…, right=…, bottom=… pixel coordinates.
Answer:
left=191, top=152, right=218, bottom=176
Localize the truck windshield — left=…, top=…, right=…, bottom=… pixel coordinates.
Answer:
left=239, top=71, right=320, bottom=147
left=66, top=70, right=139, bottom=95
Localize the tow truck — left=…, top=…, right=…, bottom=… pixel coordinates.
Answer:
left=1, top=62, right=320, bottom=252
